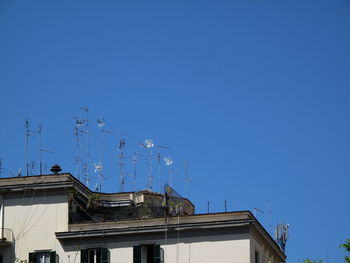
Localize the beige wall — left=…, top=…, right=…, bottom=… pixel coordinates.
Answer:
left=0, top=190, right=69, bottom=263
left=250, top=234, right=278, bottom=263
left=62, top=233, right=251, bottom=263
left=163, top=235, right=251, bottom=263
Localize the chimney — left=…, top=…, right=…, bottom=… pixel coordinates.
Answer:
left=50, top=164, right=62, bottom=174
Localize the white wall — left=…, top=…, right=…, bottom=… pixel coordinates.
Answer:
left=250, top=234, right=277, bottom=263
left=0, top=190, right=69, bottom=263
left=164, top=235, right=251, bottom=263
left=68, top=233, right=251, bottom=263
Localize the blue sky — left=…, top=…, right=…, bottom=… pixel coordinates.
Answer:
left=1, top=0, right=350, bottom=262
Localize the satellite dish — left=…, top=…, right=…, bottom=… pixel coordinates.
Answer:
left=164, top=157, right=173, bottom=166
left=145, top=139, right=154, bottom=149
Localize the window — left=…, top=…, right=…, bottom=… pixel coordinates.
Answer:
left=81, top=248, right=110, bottom=263
left=255, top=251, right=260, bottom=263
left=133, top=244, right=163, bottom=263
left=28, top=251, right=58, bottom=263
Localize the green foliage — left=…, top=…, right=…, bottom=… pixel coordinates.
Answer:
left=303, top=258, right=323, bottom=263
left=340, top=239, right=350, bottom=252
left=303, top=239, right=350, bottom=263
left=67, top=189, right=77, bottom=201
left=340, top=239, right=350, bottom=263
left=87, top=193, right=101, bottom=208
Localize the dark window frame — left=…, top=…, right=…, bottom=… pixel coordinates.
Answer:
left=81, top=247, right=110, bottom=263
left=133, top=244, right=163, bottom=263
left=255, top=250, right=260, bottom=263
left=28, top=251, right=58, bottom=263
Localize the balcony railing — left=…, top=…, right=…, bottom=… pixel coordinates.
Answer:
left=0, top=228, right=14, bottom=246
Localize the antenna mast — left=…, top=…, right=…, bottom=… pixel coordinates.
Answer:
left=38, top=124, right=53, bottom=175
left=94, top=162, right=103, bottom=192
left=95, top=117, right=113, bottom=192
left=0, top=159, right=6, bottom=177
left=275, top=223, right=289, bottom=253
left=139, top=139, right=155, bottom=190
left=164, top=156, right=174, bottom=187
left=118, top=137, right=126, bottom=192
left=156, top=145, right=170, bottom=193
left=38, top=124, right=42, bottom=174
left=183, top=159, right=192, bottom=197
left=25, top=119, right=29, bottom=177
left=24, top=119, right=40, bottom=176
left=131, top=152, right=142, bottom=190
left=81, top=106, right=91, bottom=187
left=74, top=118, right=84, bottom=181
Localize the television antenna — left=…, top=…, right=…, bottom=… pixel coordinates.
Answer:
left=30, top=161, right=36, bottom=176
left=24, top=119, right=40, bottom=176
left=139, top=139, right=155, bottom=190
left=96, top=117, right=113, bottom=191
left=155, top=144, right=170, bottom=193
left=73, top=118, right=85, bottom=181
left=0, top=159, right=7, bottom=177
left=253, top=207, right=264, bottom=217
left=118, top=137, right=127, bottom=192
left=130, top=152, right=143, bottom=190
left=94, top=162, right=105, bottom=192
left=73, top=106, right=91, bottom=186
left=9, top=168, right=22, bottom=177
left=183, top=159, right=192, bottom=197
left=164, top=156, right=174, bottom=187
left=81, top=107, right=91, bottom=187
left=266, top=200, right=273, bottom=234
left=38, top=125, right=53, bottom=175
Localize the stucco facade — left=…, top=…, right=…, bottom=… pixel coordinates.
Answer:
left=0, top=174, right=286, bottom=263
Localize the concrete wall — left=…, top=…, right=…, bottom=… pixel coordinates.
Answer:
left=0, top=189, right=69, bottom=263
left=163, top=234, right=251, bottom=263
left=60, top=231, right=251, bottom=263
left=250, top=233, right=278, bottom=263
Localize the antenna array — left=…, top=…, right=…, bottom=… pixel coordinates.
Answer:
left=18, top=110, right=190, bottom=195
left=275, top=223, right=289, bottom=253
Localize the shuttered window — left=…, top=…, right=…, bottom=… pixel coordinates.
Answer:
left=28, top=251, right=58, bottom=263
left=81, top=248, right=110, bottom=263
left=154, top=245, right=161, bottom=263
left=133, top=246, right=142, bottom=263
left=101, top=248, right=109, bottom=263
left=255, top=251, right=260, bottom=263
left=29, top=252, right=37, bottom=263
left=133, top=245, right=163, bottom=263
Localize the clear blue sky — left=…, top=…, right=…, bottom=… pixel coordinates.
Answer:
left=1, top=0, right=349, bottom=262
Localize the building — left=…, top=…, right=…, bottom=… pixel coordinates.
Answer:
left=0, top=172, right=286, bottom=263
